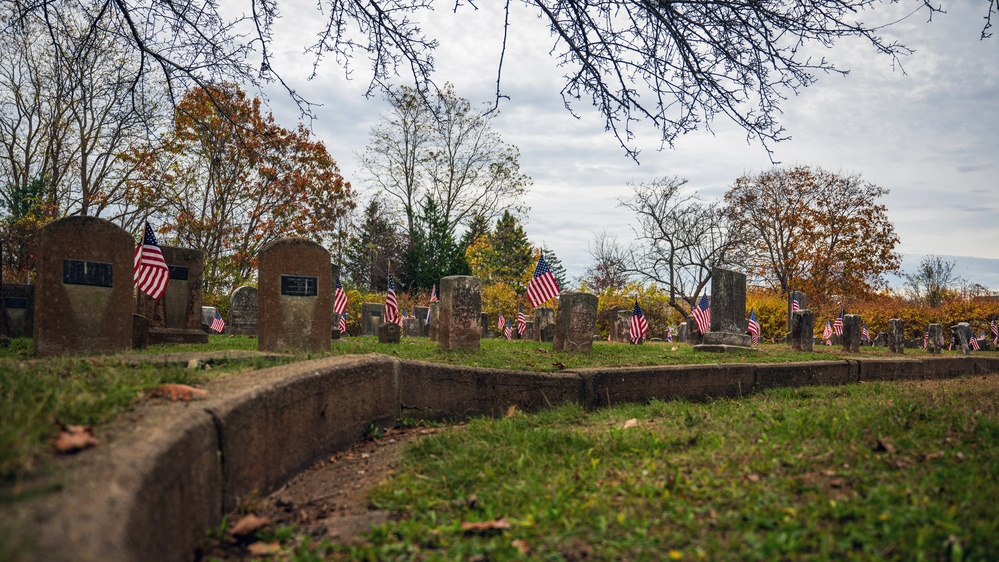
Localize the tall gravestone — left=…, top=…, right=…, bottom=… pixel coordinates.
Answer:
left=481, top=312, right=493, bottom=339
left=437, top=275, right=481, bottom=351
left=951, top=322, right=974, bottom=356
left=228, top=286, right=258, bottom=335
left=360, top=303, right=382, bottom=336
left=533, top=307, right=555, bottom=342
left=552, top=291, right=599, bottom=352
left=606, top=305, right=623, bottom=342
left=134, top=245, right=208, bottom=343
left=614, top=309, right=632, bottom=343
left=842, top=314, right=861, bottom=353
left=519, top=320, right=534, bottom=340
left=927, top=323, right=943, bottom=354
left=201, top=306, right=218, bottom=332
left=790, top=309, right=814, bottom=351
left=428, top=302, right=440, bottom=341
left=787, top=291, right=807, bottom=334
left=2, top=284, right=34, bottom=338
left=887, top=318, right=905, bottom=354
left=257, top=238, right=332, bottom=353
left=34, top=216, right=134, bottom=356
left=413, top=306, right=429, bottom=336
left=677, top=322, right=688, bottom=343
left=695, top=268, right=753, bottom=351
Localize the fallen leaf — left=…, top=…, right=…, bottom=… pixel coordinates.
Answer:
left=918, top=451, right=944, bottom=462
left=461, top=518, right=511, bottom=534
left=873, top=438, right=896, bottom=454
left=506, top=404, right=519, bottom=418
left=535, top=348, right=548, bottom=354
left=622, top=418, right=638, bottom=429
left=829, top=478, right=847, bottom=488
left=552, top=362, right=567, bottom=369
left=511, top=539, right=531, bottom=554
left=743, top=473, right=761, bottom=483
left=53, top=425, right=99, bottom=453
left=230, top=514, right=271, bottom=537
left=671, top=346, right=678, bottom=351
left=246, top=541, right=281, bottom=556
left=154, top=383, right=209, bottom=402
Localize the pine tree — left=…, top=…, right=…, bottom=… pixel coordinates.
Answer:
left=344, top=199, right=406, bottom=291
left=540, top=243, right=569, bottom=291
left=402, top=196, right=469, bottom=291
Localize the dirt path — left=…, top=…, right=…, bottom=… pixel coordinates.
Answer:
left=198, top=426, right=445, bottom=560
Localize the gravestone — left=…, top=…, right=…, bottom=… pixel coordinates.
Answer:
left=887, top=318, right=905, bottom=354
left=228, top=286, right=258, bottom=335
left=540, top=324, right=556, bottom=343
left=428, top=302, right=440, bottom=341
left=520, top=320, right=534, bottom=341
left=787, top=291, right=807, bottom=334
left=201, top=307, right=218, bottom=332
left=686, top=318, right=703, bottom=345
left=2, top=284, right=34, bottom=338
left=257, top=238, right=332, bottom=353
left=695, top=267, right=753, bottom=352
left=842, top=314, right=861, bottom=353
left=872, top=332, right=888, bottom=347
left=481, top=312, right=493, bottom=339
left=533, top=307, right=555, bottom=342
left=378, top=321, right=401, bottom=344
left=132, top=314, right=149, bottom=349
left=614, top=309, right=633, bottom=343
left=790, top=309, right=814, bottom=352
left=927, top=324, right=943, bottom=354
left=552, top=291, right=599, bottom=352
left=413, top=307, right=429, bottom=336
left=402, top=317, right=423, bottom=338
left=135, top=245, right=208, bottom=344
left=360, top=303, right=383, bottom=336
left=34, top=216, right=134, bottom=356
left=437, top=275, right=481, bottom=352
left=951, top=322, right=974, bottom=356
left=677, top=322, right=688, bottom=343
left=606, top=305, right=624, bottom=342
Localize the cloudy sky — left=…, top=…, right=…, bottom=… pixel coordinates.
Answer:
left=252, top=1, right=997, bottom=286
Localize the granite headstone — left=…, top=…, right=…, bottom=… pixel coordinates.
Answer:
left=257, top=238, right=332, bottom=353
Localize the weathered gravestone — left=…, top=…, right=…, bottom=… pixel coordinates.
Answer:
left=887, top=318, right=905, bottom=354
left=552, top=291, right=599, bottom=352
left=360, top=303, right=382, bottom=336
left=481, top=312, right=493, bottom=339
left=2, top=284, right=34, bottom=338
left=132, top=314, right=149, bottom=349
left=951, top=322, right=974, bottom=356
left=34, top=216, right=134, bottom=356
left=428, top=302, right=440, bottom=342
left=787, top=291, right=807, bottom=334
left=402, top=317, right=423, bottom=338
left=927, top=323, right=943, bottom=354
left=686, top=318, right=704, bottom=345
left=413, top=307, right=429, bottom=336
left=677, top=322, right=688, bottom=343
left=201, top=306, right=218, bottom=333
left=228, top=286, right=258, bottom=335
left=519, top=320, right=534, bottom=341
left=533, top=307, right=555, bottom=342
left=842, top=314, right=862, bottom=353
left=614, top=308, right=633, bottom=343
left=378, top=321, right=401, bottom=343
left=135, top=245, right=208, bottom=344
left=790, top=309, right=814, bottom=352
left=695, top=267, right=753, bottom=352
left=257, top=238, right=332, bottom=353
left=437, top=275, right=481, bottom=351
left=606, top=305, right=624, bottom=342
left=872, top=332, right=888, bottom=347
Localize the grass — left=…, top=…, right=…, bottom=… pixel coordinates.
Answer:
left=295, top=376, right=999, bottom=561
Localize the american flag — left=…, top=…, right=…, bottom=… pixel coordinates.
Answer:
left=823, top=320, right=833, bottom=345
left=665, top=327, right=673, bottom=342
left=504, top=321, right=513, bottom=340
left=210, top=311, right=226, bottom=333
left=747, top=309, right=761, bottom=346
left=338, top=313, right=347, bottom=334
left=969, top=333, right=981, bottom=351
left=334, top=277, right=348, bottom=316
left=517, top=304, right=527, bottom=336
left=526, top=254, right=560, bottom=307
left=791, top=296, right=800, bottom=312
left=861, top=324, right=870, bottom=342
left=691, top=295, right=710, bottom=335
left=384, top=273, right=400, bottom=325
left=923, top=331, right=929, bottom=349
left=497, top=312, right=506, bottom=332
left=832, top=310, right=844, bottom=337
left=133, top=221, right=170, bottom=299
left=991, top=319, right=998, bottom=346
left=629, top=301, right=649, bottom=344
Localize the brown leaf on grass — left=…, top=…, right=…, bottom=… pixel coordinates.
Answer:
left=829, top=478, right=847, bottom=488
left=229, top=514, right=271, bottom=537
left=246, top=541, right=280, bottom=556
left=461, top=518, right=511, bottom=534
left=917, top=451, right=944, bottom=462
left=552, top=362, right=567, bottom=369
left=53, top=425, right=99, bottom=453
left=873, top=438, right=896, bottom=454
left=622, top=418, right=638, bottom=429
left=743, top=473, right=761, bottom=483
left=535, top=348, right=548, bottom=354
left=153, top=383, right=209, bottom=402
left=511, top=539, right=531, bottom=554
left=505, top=405, right=519, bottom=418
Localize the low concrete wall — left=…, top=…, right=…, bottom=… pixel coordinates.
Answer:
left=6, top=354, right=999, bottom=562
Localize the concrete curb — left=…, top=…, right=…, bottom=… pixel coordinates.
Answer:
left=4, top=354, right=998, bottom=561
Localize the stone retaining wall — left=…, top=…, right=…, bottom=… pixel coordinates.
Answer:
left=5, top=355, right=999, bottom=561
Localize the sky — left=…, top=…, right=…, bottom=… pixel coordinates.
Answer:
left=249, top=1, right=998, bottom=288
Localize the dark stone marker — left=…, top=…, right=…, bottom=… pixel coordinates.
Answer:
left=413, top=307, right=429, bottom=336
left=842, top=314, right=861, bottom=353
left=533, top=307, right=555, bottom=342
left=951, top=322, right=973, bottom=356
left=378, top=321, right=401, bottom=343
left=2, top=284, right=34, bottom=338
left=552, top=291, right=599, bottom=352
left=428, top=302, right=439, bottom=342
left=34, top=217, right=134, bottom=356
left=481, top=312, right=493, bottom=339
left=696, top=267, right=752, bottom=351
left=402, top=317, right=423, bottom=338
left=134, top=245, right=208, bottom=344
left=677, top=322, right=687, bottom=343
left=787, top=291, right=807, bottom=334
left=887, top=318, right=905, bottom=354
left=614, top=309, right=633, bottom=343
left=521, top=320, right=534, bottom=341
left=540, top=324, right=556, bottom=343
left=437, top=275, right=481, bottom=352
left=790, top=309, right=814, bottom=352
left=132, top=314, right=149, bottom=349
left=360, top=302, right=382, bottom=336
left=201, top=306, right=218, bottom=331
left=872, top=332, right=888, bottom=347
left=606, top=305, right=623, bottom=342
left=257, top=238, right=332, bottom=353
left=686, top=318, right=702, bottom=345
left=228, top=286, right=258, bottom=335
left=927, top=323, right=943, bottom=354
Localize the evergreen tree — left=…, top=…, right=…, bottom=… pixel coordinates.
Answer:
left=460, top=212, right=491, bottom=250
left=344, top=198, right=406, bottom=291
left=402, top=196, right=470, bottom=291
left=540, top=243, right=569, bottom=291
left=482, top=210, right=534, bottom=293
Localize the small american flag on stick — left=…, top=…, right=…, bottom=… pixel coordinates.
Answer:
left=527, top=254, right=560, bottom=307
left=210, top=311, right=226, bottom=333
left=133, top=221, right=170, bottom=300
left=334, top=277, right=348, bottom=316
left=629, top=300, right=649, bottom=344
left=384, top=273, right=400, bottom=325
left=691, top=295, right=710, bottom=335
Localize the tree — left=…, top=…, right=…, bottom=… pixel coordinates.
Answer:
left=401, top=195, right=470, bottom=292
left=466, top=210, right=535, bottom=293
left=344, top=198, right=407, bottom=291
left=539, top=243, right=568, bottom=292
left=619, top=176, right=742, bottom=317
left=581, top=229, right=629, bottom=291
left=151, top=84, right=355, bottom=297
left=904, top=255, right=961, bottom=307
left=16, top=1, right=983, bottom=157
left=360, top=84, right=531, bottom=242
left=724, top=166, right=900, bottom=304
